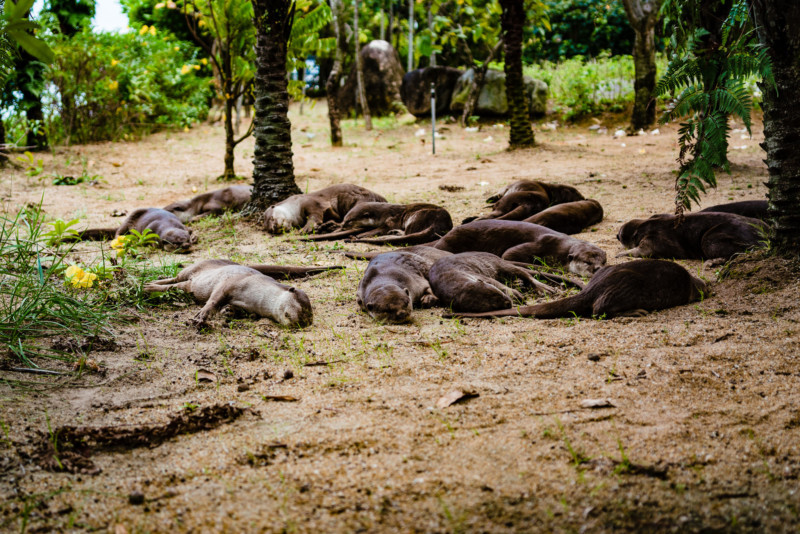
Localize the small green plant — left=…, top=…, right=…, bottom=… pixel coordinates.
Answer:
left=42, top=218, right=81, bottom=246
left=16, top=151, right=44, bottom=177
left=555, top=417, right=590, bottom=470
left=613, top=438, right=632, bottom=475
left=182, top=402, right=199, bottom=412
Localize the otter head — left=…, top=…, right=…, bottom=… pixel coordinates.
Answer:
left=568, top=248, right=607, bottom=277
left=276, top=286, right=313, bottom=327
left=263, top=204, right=298, bottom=234
left=341, top=202, right=385, bottom=229
left=163, top=200, right=193, bottom=223
left=617, top=219, right=643, bottom=247
left=360, top=285, right=412, bottom=324
left=690, top=276, right=711, bottom=302
left=161, top=228, right=197, bottom=253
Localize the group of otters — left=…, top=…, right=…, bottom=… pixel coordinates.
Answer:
left=77, top=181, right=770, bottom=327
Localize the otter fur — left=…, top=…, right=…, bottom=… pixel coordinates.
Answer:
left=163, top=185, right=252, bottom=222
left=78, top=208, right=197, bottom=251
left=357, top=247, right=452, bottom=323
left=263, top=184, right=387, bottom=234
left=433, top=220, right=607, bottom=277
left=428, top=252, right=558, bottom=313
left=302, top=202, right=453, bottom=245
left=143, top=260, right=339, bottom=327
left=699, top=200, right=769, bottom=220
left=617, top=212, right=769, bottom=260
left=466, top=180, right=585, bottom=222
left=446, top=260, right=708, bottom=319
left=523, top=199, right=604, bottom=235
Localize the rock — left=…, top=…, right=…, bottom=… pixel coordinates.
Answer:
left=339, top=40, right=406, bottom=117
left=450, top=69, right=548, bottom=118
left=128, top=491, right=145, bottom=505
left=401, top=66, right=464, bottom=116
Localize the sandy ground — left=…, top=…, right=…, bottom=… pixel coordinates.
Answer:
left=1, top=101, right=799, bottom=533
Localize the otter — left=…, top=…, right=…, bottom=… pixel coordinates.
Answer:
left=699, top=200, right=769, bottom=220
left=144, top=260, right=339, bottom=328
left=357, top=247, right=452, bottom=323
left=263, top=184, right=387, bottom=234
left=302, top=202, right=453, bottom=246
left=163, top=185, right=252, bottom=222
left=445, top=260, right=708, bottom=320
left=617, top=212, right=769, bottom=260
left=523, top=199, right=604, bottom=235
left=433, top=220, right=607, bottom=277
left=77, top=208, right=197, bottom=251
left=465, top=180, right=585, bottom=222
left=428, top=252, right=559, bottom=313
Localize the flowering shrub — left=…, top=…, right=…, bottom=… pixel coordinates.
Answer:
left=64, top=264, right=98, bottom=289
left=45, top=27, right=213, bottom=144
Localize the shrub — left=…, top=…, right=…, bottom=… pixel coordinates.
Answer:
left=44, top=27, right=213, bottom=144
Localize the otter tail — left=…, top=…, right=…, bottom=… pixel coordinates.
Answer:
left=76, top=228, right=118, bottom=241
left=506, top=261, right=585, bottom=289
left=354, top=227, right=441, bottom=246
left=299, top=228, right=363, bottom=242
left=247, top=265, right=343, bottom=279
left=445, top=292, right=591, bottom=319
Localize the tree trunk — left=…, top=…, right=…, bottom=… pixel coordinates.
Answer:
left=407, top=0, right=414, bottom=72
left=621, top=0, right=662, bottom=131
left=353, top=0, right=372, bottom=130
left=248, top=0, right=301, bottom=212
left=427, top=0, right=435, bottom=67
left=500, top=0, right=534, bottom=148
left=750, top=0, right=800, bottom=254
left=388, top=0, right=394, bottom=45
left=222, top=50, right=237, bottom=181
left=327, top=0, right=344, bottom=146
left=0, top=117, right=6, bottom=164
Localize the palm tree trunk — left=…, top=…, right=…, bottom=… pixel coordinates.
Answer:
left=327, top=0, right=344, bottom=146
left=621, top=0, right=662, bottom=131
left=248, top=0, right=301, bottom=212
left=222, top=50, right=237, bottom=181
left=750, top=0, right=800, bottom=254
left=500, top=0, right=533, bottom=148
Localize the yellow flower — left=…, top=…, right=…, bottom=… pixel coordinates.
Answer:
left=181, top=64, right=191, bottom=75
left=139, top=25, right=149, bottom=35
left=149, top=26, right=157, bottom=36
left=198, top=19, right=206, bottom=27
left=111, top=58, right=119, bottom=66
left=74, top=271, right=97, bottom=288
left=184, top=126, right=190, bottom=132
left=200, top=58, right=208, bottom=65
left=107, top=80, right=119, bottom=90
left=192, top=186, right=197, bottom=193
left=65, top=264, right=84, bottom=280
left=154, top=2, right=166, bottom=8
left=193, top=65, right=200, bottom=70
left=174, top=46, right=180, bottom=51
left=110, top=235, right=128, bottom=257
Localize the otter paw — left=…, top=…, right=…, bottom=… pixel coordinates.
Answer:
left=619, top=309, right=649, bottom=318
left=420, top=294, right=439, bottom=308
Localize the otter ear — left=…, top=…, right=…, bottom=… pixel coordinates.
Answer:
left=367, top=303, right=374, bottom=311
left=289, top=287, right=296, bottom=293
left=567, top=253, right=575, bottom=261
left=404, top=288, right=411, bottom=297
left=189, top=230, right=198, bottom=244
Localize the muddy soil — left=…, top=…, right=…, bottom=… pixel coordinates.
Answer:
left=1, top=102, right=799, bottom=533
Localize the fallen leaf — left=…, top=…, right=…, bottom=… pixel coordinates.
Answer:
left=111, top=162, right=123, bottom=167
left=261, top=395, right=299, bottom=402
left=436, top=389, right=479, bottom=409
left=310, top=167, right=321, bottom=171
left=579, top=398, right=615, bottom=409
left=195, top=369, right=216, bottom=383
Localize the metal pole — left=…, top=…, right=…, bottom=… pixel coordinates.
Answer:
left=431, top=83, right=436, bottom=155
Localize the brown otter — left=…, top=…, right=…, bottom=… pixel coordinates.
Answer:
left=445, top=260, right=708, bottom=319
left=357, top=247, right=452, bottom=323
left=301, top=202, right=453, bottom=246
left=616, top=212, right=769, bottom=260
left=699, top=200, right=769, bottom=220
left=523, top=199, right=604, bottom=234
left=163, top=185, right=252, bottom=222
left=433, top=220, right=607, bottom=277
left=466, top=180, right=585, bottom=222
left=428, top=252, right=559, bottom=313
left=77, top=208, right=197, bottom=251
left=144, top=260, right=339, bottom=328
left=263, top=184, right=387, bottom=234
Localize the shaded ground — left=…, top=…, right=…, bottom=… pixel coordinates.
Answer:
left=1, top=102, right=799, bottom=533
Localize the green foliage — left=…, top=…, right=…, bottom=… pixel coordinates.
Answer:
left=42, top=218, right=80, bottom=246
left=122, top=0, right=205, bottom=45
left=1, top=0, right=54, bottom=66
left=658, top=0, right=773, bottom=212
left=44, top=27, right=213, bottom=144
left=15, top=150, right=44, bottom=176
left=287, top=0, right=332, bottom=98
left=45, top=0, right=95, bottom=37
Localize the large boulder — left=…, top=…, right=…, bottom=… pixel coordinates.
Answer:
left=339, top=40, right=406, bottom=116
left=401, top=66, right=464, bottom=116
left=450, top=69, right=548, bottom=118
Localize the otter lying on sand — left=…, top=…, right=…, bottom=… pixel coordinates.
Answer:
left=445, top=260, right=708, bottom=319
left=433, top=219, right=607, bottom=277
left=78, top=208, right=197, bottom=251
left=357, top=247, right=452, bottom=323
left=163, top=185, right=252, bottom=222
left=428, top=252, right=559, bottom=313
left=523, top=199, right=604, bottom=235
left=263, top=184, right=387, bottom=234
left=302, top=202, right=453, bottom=246
left=465, top=180, right=585, bottom=222
left=617, top=212, right=769, bottom=260
left=144, top=260, right=340, bottom=328
left=699, top=200, right=769, bottom=220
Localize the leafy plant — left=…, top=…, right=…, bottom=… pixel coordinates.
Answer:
left=42, top=218, right=81, bottom=246
left=15, top=151, right=44, bottom=177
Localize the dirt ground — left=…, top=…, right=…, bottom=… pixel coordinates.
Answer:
left=1, top=101, right=799, bottom=533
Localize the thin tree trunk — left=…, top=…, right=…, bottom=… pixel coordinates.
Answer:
left=407, top=0, right=414, bottom=72
left=388, top=0, right=394, bottom=47
left=500, top=0, right=533, bottom=148
left=248, top=0, right=301, bottom=212
left=621, top=0, right=662, bottom=131
left=461, top=40, right=503, bottom=127
left=750, top=0, right=800, bottom=254
left=354, top=0, right=372, bottom=130
left=222, top=50, right=237, bottom=181
left=327, top=0, right=344, bottom=146
left=380, top=0, right=385, bottom=40
left=0, top=117, right=6, bottom=164
left=428, top=0, right=435, bottom=67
